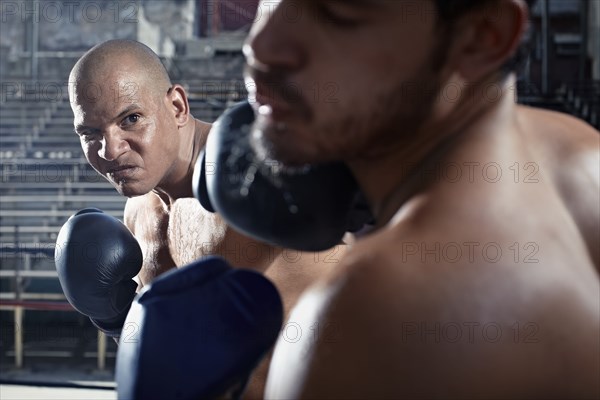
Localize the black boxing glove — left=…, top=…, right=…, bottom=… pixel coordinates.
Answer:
left=116, top=256, right=283, bottom=400
left=54, top=208, right=143, bottom=337
left=194, top=101, right=374, bottom=252
left=192, top=149, right=216, bottom=213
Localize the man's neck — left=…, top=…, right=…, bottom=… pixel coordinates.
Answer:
left=153, top=118, right=212, bottom=208
left=349, top=75, right=518, bottom=228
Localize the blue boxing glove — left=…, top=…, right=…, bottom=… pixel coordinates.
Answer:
left=116, top=256, right=283, bottom=400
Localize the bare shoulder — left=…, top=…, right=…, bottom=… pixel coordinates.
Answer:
left=518, top=105, right=599, bottom=177
left=123, top=193, right=169, bottom=245
left=526, top=106, right=600, bottom=176
left=267, top=227, right=600, bottom=399
left=518, top=105, right=600, bottom=267
left=519, top=105, right=600, bottom=149
left=123, top=193, right=166, bottom=232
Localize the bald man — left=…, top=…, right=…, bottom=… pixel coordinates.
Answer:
left=67, top=39, right=341, bottom=398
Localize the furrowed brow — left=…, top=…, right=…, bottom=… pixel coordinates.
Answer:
left=74, top=124, right=97, bottom=134
left=73, top=104, right=142, bottom=134
left=114, top=104, right=142, bottom=121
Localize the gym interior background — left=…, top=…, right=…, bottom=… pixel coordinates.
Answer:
left=1, top=0, right=599, bottom=389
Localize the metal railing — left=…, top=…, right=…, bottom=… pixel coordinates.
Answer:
left=0, top=242, right=113, bottom=371
left=1, top=301, right=109, bottom=370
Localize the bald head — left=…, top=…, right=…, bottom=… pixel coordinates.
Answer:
left=69, top=39, right=172, bottom=102
left=68, top=40, right=196, bottom=198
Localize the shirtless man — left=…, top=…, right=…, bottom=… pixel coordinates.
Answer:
left=212, top=0, right=599, bottom=398
left=62, top=39, right=341, bottom=398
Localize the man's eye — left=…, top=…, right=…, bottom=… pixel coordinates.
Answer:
left=123, top=114, right=140, bottom=126
left=318, top=5, right=361, bottom=28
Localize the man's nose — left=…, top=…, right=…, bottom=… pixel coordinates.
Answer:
left=98, top=129, right=129, bottom=162
left=244, top=0, right=305, bottom=71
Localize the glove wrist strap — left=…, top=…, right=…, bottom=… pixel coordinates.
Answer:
left=90, top=305, right=130, bottom=338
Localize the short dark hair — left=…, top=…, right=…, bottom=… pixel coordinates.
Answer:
left=433, top=0, right=537, bottom=79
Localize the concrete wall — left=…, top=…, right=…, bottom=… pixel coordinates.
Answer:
left=0, top=0, right=197, bottom=80
left=142, top=0, right=196, bottom=42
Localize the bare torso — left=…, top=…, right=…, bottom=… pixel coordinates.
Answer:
left=124, top=190, right=344, bottom=398
left=266, top=106, right=600, bottom=398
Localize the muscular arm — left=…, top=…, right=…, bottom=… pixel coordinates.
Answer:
left=124, top=195, right=176, bottom=288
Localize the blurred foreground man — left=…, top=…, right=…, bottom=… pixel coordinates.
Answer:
left=236, top=0, right=600, bottom=398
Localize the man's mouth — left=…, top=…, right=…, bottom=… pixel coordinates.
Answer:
left=251, top=86, right=315, bottom=125
left=245, top=70, right=308, bottom=121
left=107, top=165, right=138, bottom=180
left=251, top=87, right=295, bottom=120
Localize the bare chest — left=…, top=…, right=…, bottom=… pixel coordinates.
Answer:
left=166, top=198, right=228, bottom=266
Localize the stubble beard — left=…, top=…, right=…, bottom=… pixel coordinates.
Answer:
left=248, top=35, right=449, bottom=169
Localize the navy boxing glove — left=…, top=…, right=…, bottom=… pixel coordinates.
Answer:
left=54, top=208, right=143, bottom=336
left=116, top=256, right=283, bottom=400
left=194, top=101, right=374, bottom=252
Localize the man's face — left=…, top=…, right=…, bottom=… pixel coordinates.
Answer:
left=70, top=70, right=179, bottom=197
left=244, top=0, right=446, bottom=165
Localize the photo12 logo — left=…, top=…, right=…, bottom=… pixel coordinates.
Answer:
left=401, top=321, right=541, bottom=344
left=1, top=1, right=138, bottom=24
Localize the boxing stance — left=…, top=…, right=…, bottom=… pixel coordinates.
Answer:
left=199, top=0, right=599, bottom=398
left=55, top=208, right=283, bottom=399
left=56, top=39, right=353, bottom=399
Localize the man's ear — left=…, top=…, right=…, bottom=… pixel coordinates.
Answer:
left=449, top=0, right=529, bottom=81
left=167, top=84, right=190, bottom=127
